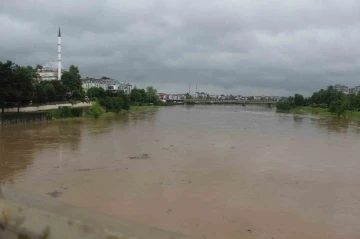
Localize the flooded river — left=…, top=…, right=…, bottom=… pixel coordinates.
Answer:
left=1, top=105, right=360, bottom=239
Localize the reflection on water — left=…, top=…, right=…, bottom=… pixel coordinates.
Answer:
left=1, top=105, right=360, bottom=239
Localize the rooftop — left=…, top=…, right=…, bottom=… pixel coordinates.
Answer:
left=40, top=61, right=64, bottom=72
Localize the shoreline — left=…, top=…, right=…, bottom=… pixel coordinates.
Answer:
left=50, top=105, right=159, bottom=121
left=1, top=104, right=172, bottom=125
left=289, top=106, right=360, bottom=121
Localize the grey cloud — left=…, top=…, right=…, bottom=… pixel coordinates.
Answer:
left=1, top=0, right=360, bottom=96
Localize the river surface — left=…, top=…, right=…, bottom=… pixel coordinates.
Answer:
left=1, top=105, right=360, bottom=239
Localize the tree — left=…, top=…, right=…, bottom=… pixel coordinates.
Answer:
left=117, top=91, right=130, bottom=110
left=35, top=84, right=47, bottom=104
left=113, top=97, right=124, bottom=113
left=130, top=88, right=142, bottom=103
left=294, top=94, right=305, bottom=107
left=146, top=86, right=158, bottom=103
left=51, top=80, right=67, bottom=101
left=35, top=64, right=43, bottom=71
left=88, top=100, right=104, bottom=118
left=139, top=89, right=147, bottom=103
left=329, top=100, right=349, bottom=118
left=61, top=65, right=83, bottom=100
left=0, top=61, right=15, bottom=113
left=43, top=82, right=56, bottom=102
left=87, top=87, right=106, bottom=99
left=0, top=62, right=35, bottom=112
left=13, top=66, right=36, bottom=109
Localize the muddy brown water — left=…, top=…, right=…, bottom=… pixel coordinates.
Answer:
left=1, top=105, right=360, bottom=239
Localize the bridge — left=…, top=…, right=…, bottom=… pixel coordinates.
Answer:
left=184, top=99, right=277, bottom=106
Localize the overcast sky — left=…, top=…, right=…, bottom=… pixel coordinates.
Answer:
left=1, top=0, right=360, bottom=96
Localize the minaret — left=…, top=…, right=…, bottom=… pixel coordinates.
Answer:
left=57, top=27, right=62, bottom=80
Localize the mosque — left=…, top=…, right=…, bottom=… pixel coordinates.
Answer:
left=37, top=28, right=64, bottom=81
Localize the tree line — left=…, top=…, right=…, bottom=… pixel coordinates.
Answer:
left=277, top=86, right=360, bottom=117
left=0, top=60, right=83, bottom=114
left=1, top=60, right=161, bottom=116
left=84, top=85, right=159, bottom=113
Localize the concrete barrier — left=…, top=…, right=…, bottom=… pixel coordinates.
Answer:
left=0, top=186, right=195, bottom=239
left=4, top=102, right=92, bottom=113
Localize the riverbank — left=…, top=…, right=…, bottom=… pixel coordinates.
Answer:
left=95, top=105, right=158, bottom=118
left=47, top=105, right=158, bottom=120
left=0, top=104, right=165, bottom=125
left=290, top=106, right=360, bottom=121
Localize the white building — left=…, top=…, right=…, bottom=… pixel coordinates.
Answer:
left=117, top=82, right=133, bottom=94
left=82, top=77, right=113, bottom=91
left=38, top=61, right=64, bottom=81
left=333, top=84, right=349, bottom=94
left=82, top=77, right=132, bottom=94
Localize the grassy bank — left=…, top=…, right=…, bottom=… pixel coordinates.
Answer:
left=128, top=105, right=157, bottom=112
left=290, top=106, right=360, bottom=121
left=44, top=105, right=158, bottom=121
left=98, top=105, right=157, bottom=117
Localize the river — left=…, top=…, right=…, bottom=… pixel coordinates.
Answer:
left=1, top=105, right=360, bottom=239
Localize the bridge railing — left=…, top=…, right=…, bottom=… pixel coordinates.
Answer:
left=184, top=99, right=277, bottom=103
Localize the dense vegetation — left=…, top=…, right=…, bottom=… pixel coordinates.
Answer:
left=1, top=60, right=161, bottom=118
left=277, top=86, right=360, bottom=118
left=1, top=60, right=85, bottom=113
left=85, top=86, right=159, bottom=117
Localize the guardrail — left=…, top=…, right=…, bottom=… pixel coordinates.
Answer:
left=0, top=186, right=194, bottom=239
left=184, top=99, right=276, bottom=104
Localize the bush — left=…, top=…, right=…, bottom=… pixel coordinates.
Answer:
left=276, top=101, right=292, bottom=111
left=58, top=106, right=73, bottom=118
left=329, top=100, right=349, bottom=118
left=71, top=107, right=84, bottom=117
left=88, top=101, right=104, bottom=118
left=47, top=109, right=61, bottom=119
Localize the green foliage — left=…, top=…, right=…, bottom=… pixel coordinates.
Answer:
left=71, top=107, right=84, bottom=117
left=61, top=65, right=83, bottom=100
left=113, top=97, right=124, bottom=113
left=1, top=60, right=159, bottom=115
left=88, top=101, right=105, bottom=118
left=87, top=87, right=106, bottom=99
left=280, top=86, right=360, bottom=119
left=58, top=106, right=73, bottom=118
left=0, top=61, right=36, bottom=113
left=276, top=101, right=292, bottom=111
left=130, top=88, right=142, bottom=102
left=139, top=89, right=147, bottom=102
left=329, top=100, right=349, bottom=118
left=310, top=103, right=328, bottom=108
left=309, top=86, right=345, bottom=107
left=47, top=109, right=61, bottom=119
left=47, top=107, right=84, bottom=119
left=294, top=94, right=305, bottom=107
left=146, top=86, right=158, bottom=103
left=35, top=84, right=47, bottom=104
left=51, top=80, right=67, bottom=101
left=119, top=91, right=130, bottom=110
left=130, top=86, right=158, bottom=104
left=35, top=64, right=43, bottom=71
left=43, top=82, right=56, bottom=102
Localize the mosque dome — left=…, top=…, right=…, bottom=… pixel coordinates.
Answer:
left=42, top=61, right=65, bottom=72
